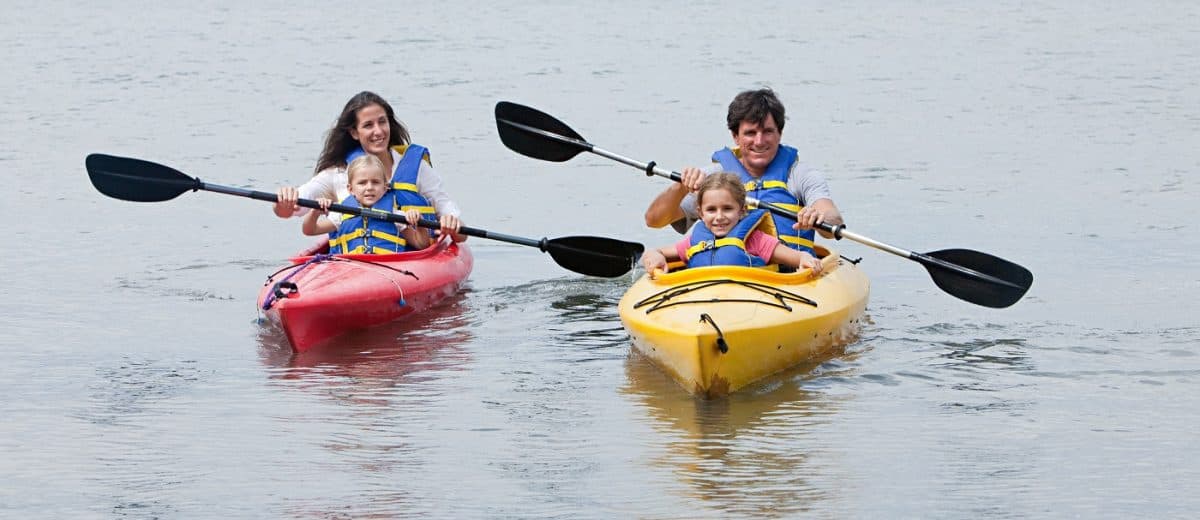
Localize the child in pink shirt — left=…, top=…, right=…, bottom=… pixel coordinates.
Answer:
left=641, top=173, right=823, bottom=277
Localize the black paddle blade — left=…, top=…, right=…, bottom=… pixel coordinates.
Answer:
left=86, top=153, right=200, bottom=202
left=920, top=248, right=1033, bottom=308
left=544, top=236, right=645, bottom=278
left=495, top=101, right=591, bottom=162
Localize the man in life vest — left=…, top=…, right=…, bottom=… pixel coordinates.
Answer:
left=643, top=88, right=844, bottom=255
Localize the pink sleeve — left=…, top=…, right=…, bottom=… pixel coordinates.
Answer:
left=674, top=234, right=691, bottom=261
left=744, top=231, right=780, bottom=263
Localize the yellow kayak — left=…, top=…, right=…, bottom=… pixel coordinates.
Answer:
left=618, top=245, right=870, bottom=398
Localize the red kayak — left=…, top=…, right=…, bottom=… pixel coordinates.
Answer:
left=256, top=237, right=473, bottom=352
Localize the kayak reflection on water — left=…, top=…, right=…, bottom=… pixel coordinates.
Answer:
left=257, top=291, right=475, bottom=387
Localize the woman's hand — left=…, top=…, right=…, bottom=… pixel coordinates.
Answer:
left=437, top=214, right=467, bottom=242
left=274, top=186, right=300, bottom=218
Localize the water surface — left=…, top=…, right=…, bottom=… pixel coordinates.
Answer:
left=2, top=1, right=1197, bottom=518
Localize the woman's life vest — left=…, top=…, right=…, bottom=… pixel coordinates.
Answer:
left=685, top=209, right=774, bottom=268
left=711, top=144, right=815, bottom=253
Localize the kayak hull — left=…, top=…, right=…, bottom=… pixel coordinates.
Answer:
left=256, top=238, right=472, bottom=352
left=618, top=246, right=869, bottom=398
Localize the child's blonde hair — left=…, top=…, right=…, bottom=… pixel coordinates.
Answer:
left=695, top=172, right=747, bottom=210
left=347, top=154, right=389, bottom=183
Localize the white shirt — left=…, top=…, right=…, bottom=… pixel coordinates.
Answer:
left=292, top=147, right=461, bottom=227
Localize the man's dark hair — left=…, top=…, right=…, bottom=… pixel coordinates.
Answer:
left=726, top=88, right=786, bottom=133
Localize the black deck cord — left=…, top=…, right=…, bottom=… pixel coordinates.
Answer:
left=635, top=279, right=818, bottom=314
left=263, top=261, right=308, bottom=282
left=699, top=313, right=729, bottom=354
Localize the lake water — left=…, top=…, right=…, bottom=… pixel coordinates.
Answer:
left=2, top=1, right=1198, bottom=518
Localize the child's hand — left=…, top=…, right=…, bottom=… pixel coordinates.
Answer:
left=641, top=250, right=668, bottom=278
left=300, top=197, right=336, bottom=236
left=403, top=209, right=424, bottom=228
left=799, top=252, right=823, bottom=274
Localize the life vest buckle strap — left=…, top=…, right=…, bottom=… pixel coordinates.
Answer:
left=684, top=239, right=718, bottom=260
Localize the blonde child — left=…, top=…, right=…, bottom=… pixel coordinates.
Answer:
left=303, top=155, right=432, bottom=254
left=640, top=172, right=823, bottom=277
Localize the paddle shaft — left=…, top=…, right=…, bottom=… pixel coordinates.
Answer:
left=518, top=125, right=1023, bottom=289
left=204, top=182, right=548, bottom=249
left=506, top=120, right=825, bottom=223
left=509, top=121, right=841, bottom=230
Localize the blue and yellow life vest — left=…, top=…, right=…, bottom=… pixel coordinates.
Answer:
left=346, top=144, right=438, bottom=237
left=685, top=209, right=774, bottom=268
left=712, top=144, right=815, bottom=253
left=328, top=191, right=408, bottom=255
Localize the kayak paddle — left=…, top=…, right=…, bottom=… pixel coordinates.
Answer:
left=494, top=101, right=1033, bottom=308
left=85, top=153, right=644, bottom=278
